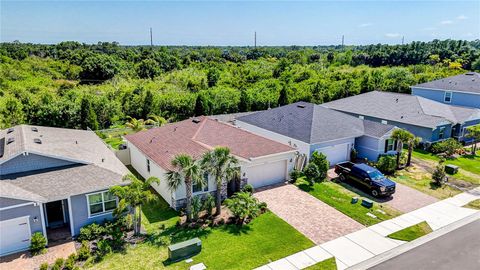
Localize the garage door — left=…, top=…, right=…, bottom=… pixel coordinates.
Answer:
left=316, top=143, right=349, bottom=166
left=246, top=160, right=287, bottom=188
left=0, top=216, right=31, bottom=256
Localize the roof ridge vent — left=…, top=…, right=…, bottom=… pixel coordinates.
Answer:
left=297, top=104, right=306, bottom=108
left=31, top=127, right=38, bottom=132
left=33, top=138, right=42, bottom=144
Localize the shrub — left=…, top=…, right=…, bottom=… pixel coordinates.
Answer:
left=191, top=196, right=203, bottom=221
left=30, top=232, right=47, bottom=255
left=432, top=160, right=447, bottom=186
left=51, top=258, right=64, bottom=270
left=289, top=169, right=303, bottom=183
left=203, top=194, right=215, bottom=216
left=303, top=163, right=320, bottom=185
left=259, top=202, right=268, bottom=212
left=350, top=148, right=358, bottom=161
left=77, top=241, right=91, bottom=261
left=78, top=223, right=105, bottom=241
left=376, top=155, right=397, bottom=174
left=242, top=184, right=254, bottom=194
left=96, top=239, right=112, bottom=257
left=225, top=192, right=262, bottom=225
left=431, top=138, right=462, bottom=156
left=64, top=253, right=77, bottom=270
left=310, top=152, right=329, bottom=180
left=39, top=262, right=49, bottom=270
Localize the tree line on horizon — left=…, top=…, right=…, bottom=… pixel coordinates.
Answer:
left=1, top=39, right=479, bottom=129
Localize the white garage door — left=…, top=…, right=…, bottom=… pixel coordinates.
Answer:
left=0, top=216, right=31, bottom=256
left=316, top=143, right=349, bottom=166
left=246, top=160, right=287, bottom=188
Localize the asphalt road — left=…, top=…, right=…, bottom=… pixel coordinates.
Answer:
left=370, top=218, right=480, bottom=270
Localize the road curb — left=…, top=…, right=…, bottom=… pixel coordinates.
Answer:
left=349, top=211, right=480, bottom=270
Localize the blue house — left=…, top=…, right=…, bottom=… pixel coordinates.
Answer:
left=411, top=72, right=480, bottom=109
left=235, top=102, right=396, bottom=166
left=0, top=125, right=129, bottom=256
left=322, top=91, right=480, bottom=145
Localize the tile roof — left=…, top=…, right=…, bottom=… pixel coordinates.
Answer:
left=237, top=102, right=390, bottom=143
left=322, top=91, right=480, bottom=128
left=0, top=125, right=129, bottom=202
left=413, top=72, right=480, bottom=94
left=124, top=116, right=295, bottom=171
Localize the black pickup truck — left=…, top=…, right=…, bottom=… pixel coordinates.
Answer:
left=334, top=162, right=396, bottom=197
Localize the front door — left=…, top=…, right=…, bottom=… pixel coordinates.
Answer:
left=46, top=200, right=64, bottom=228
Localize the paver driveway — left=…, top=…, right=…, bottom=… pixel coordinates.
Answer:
left=254, top=184, right=364, bottom=244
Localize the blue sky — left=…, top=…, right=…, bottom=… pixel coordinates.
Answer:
left=1, top=1, right=479, bottom=45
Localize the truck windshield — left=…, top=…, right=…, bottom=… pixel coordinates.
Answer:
left=368, top=170, right=384, bottom=180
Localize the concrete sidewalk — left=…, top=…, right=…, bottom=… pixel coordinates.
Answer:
left=254, top=189, right=480, bottom=270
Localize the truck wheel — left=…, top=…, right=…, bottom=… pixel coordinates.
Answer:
left=371, top=190, right=379, bottom=197
left=339, top=174, right=346, bottom=182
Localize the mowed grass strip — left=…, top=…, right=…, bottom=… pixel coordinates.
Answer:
left=297, top=179, right=401, bottom=226
left=304, top=257, right=337, bottom=270
left=464, top=199, right=480, bottom=210
left=387, top=221, right=432, bottom=242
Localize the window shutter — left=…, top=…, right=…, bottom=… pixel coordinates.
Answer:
left=384, top=139, right=389, bottom=152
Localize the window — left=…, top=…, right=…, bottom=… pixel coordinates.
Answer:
left=386, top=139, right=395, bottom=152
left=146, top=159, right=150, bottom=173
left=87, top=191, right=117, bottom=217
left=444, top=91, right=452, bottom=103
left=358, top=115, right=364, bottom=120
left=193, top=173, right=209, bottom=193
left=438, top=127, right=445, bottom=139
left=381, top=120, right=388, bottom=125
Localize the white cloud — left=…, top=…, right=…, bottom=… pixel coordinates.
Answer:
left=385, top=33, right=401, bottom=38
left=422, top=27, right=436, bottom=31
left=457, top=15, right=468, bottom=20
left=440, top=20, right=453, bottom=25
left=358, top=23, right=373, bottom=28
left=464, top=32, right=474, bottom=37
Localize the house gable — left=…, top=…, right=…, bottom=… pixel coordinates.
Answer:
left=0, top=153, right=76, bottom=176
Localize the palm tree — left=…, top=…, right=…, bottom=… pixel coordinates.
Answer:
left=200, top=147, right=239, bottom=216
left=406, top=136, right=422, bottom=166
left=391, top=129, right=414, bottom=169
left=110, top=174, right=160, bottom=235
left=125, top=117, right=155, bottom=132
left=166, top=154, right=203, bottom=222
left=465, top=125, right=480, bottom=155
left=147, top=114, right=168, bottom=127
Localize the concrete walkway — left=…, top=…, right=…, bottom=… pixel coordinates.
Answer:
left=254, top=184, right=364, bottom=244
left=254, top=189, right=480, bottom=270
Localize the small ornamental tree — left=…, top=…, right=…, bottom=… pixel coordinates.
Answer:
left=309, top=151, right=329, bottom=181
left=432, top=160, right=447, bottom=186
left=30, top=232, right=47, bottom=255
left=431, top=138, right=462, bottom=156
left=303, top=163, right=321, bottom=185
left=465, top=125, right=480, bottom=155
left=225, top=192, right=262, bottom=225
left=376, top=155, right=397, bottom=174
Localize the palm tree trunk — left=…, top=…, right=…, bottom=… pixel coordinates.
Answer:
left=137, top=205, right=142, bottom=235
left=185, top=179, right=193, bottom=222
left=133, top=205, right=139, bottom=235
left=407, top=144, right=413, bottom=167
left=396, top=141, right=402, bottom=169
left=215, top=178, right=222, bottom=216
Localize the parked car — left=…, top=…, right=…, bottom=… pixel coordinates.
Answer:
left=334, top=162, right=396, bottom=197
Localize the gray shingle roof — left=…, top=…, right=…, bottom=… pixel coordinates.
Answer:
left=413, top=72, right=480, bottom=94
left=322, top=91, right=480, bottom=128
left=0, top=125, right=129, bottom=202
left=236, top=102, right=389, bottom=143
left=363, top=120, right=396, bottom=138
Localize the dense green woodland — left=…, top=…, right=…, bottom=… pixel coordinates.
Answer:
left=1, top=40, right=479, bottom=129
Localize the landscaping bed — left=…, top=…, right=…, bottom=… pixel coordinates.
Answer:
left=387, top=221, right=432, bottom=242
left=296, top=179, right=401, bottom=226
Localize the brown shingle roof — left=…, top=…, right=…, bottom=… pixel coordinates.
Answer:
left=124, top=116, right=295, bottom=171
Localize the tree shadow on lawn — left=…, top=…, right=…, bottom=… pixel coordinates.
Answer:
left=142, top=199, right=179, bottom=225
left=296, top=182, right=314, bottom=192
left=336, top=181, right=394, bottom=203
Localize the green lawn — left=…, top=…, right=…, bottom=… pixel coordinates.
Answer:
left=387, top=221, right=432, bottom=242
left=296, top=179, right=402, bottom=226
left=412, top=150, right=480, bottom=184
left=464, top=199, right=480, bottom=210
left=103, top=137, right=124, bottom=149
left=393, top=170, right=461, bottom=200
left=304, top=257, right=337, bottom=270
left=88, top=199, right=313, bottom=270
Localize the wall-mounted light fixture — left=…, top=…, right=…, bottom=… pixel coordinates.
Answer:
left=33, top=217, right=38, bottom=223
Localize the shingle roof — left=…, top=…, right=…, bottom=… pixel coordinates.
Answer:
left=236, top=102, right=382, bottom=143
left=322, top=91, right=480, bottom=128
left=363, top=120, right=396, bottom=138
left=208, top=111, right=260, bottom=124
left=413, top=72, right=480, bottom=94
left=0, top=125, right=129, bottom=202
left=124, top=116, right=295, bottom=171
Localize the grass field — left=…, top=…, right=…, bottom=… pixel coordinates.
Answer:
left=297, top=178, right=402, bottom=226
left=387, top=221, right=433, bottom=242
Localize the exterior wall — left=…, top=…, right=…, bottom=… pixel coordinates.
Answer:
left=115, top=149, right=131, bottom=165
left=355, top=136, right=382, bottom=161
left=241, top=151, right=295, bottom=181
left=340, top=112, right=441, bottom=143
left=431, top=123, right=453, bottom=142
left=235, top=120, right=311, bottom=159
left=0, top=198, right=44, bottom=236
left=459, top=119, right=480, bottom=143
left=127, top=142, right=173, bottom=207
left=0, top=153, right=75, bottom=176
left=70, top=191, right=114, bottom=235
left=412, top=87, right=480, bottom=109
